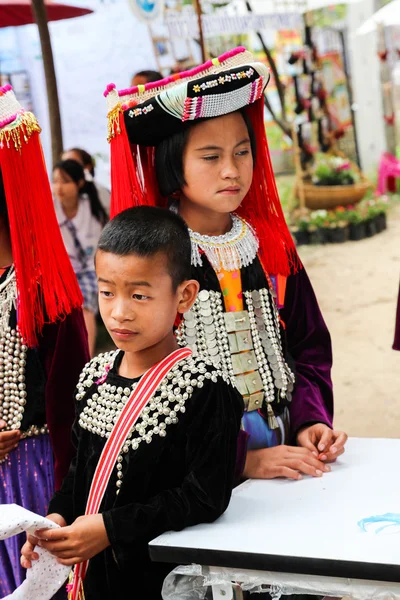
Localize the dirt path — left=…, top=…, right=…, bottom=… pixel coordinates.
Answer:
left=298, top=205, right=400, bottom=438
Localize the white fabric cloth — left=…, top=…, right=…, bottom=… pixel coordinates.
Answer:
left=54, top=194, right=103, bottom=274
left=0, top=504, right=71, bottom=600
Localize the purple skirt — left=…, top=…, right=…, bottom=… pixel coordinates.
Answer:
left=0, top=435, right=55, bottom=596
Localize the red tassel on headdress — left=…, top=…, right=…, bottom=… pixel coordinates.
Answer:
left=240, top=99, right=300, bottom=277
left=0, top=127, right=83, bottom=347
left=109, top=111, right=163, bottom=217
left=109, top=111, right=146, bottom=218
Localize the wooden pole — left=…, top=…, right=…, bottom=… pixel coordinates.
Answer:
left=31, top=0, right=63, bottom=168
left=193, top=0, right=206, bottom=63
left=292, top=124, right=307, bottom=213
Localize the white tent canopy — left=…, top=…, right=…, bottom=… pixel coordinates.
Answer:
left=355, top=0, right=400, bottom=35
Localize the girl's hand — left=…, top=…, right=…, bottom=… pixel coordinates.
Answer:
left=297, top=423, right=348, bottom=462
left=20, top=513, right=67, bottom=569
left=243, top=445, right=330, bottom=480
left=35, top=514, right=110, bottom=566
left=0, top=419, right=20, bottom=460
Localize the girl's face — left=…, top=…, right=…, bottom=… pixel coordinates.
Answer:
left=52, top=168, right=82, bottom=206
left=181, top=112, right=253, bottom=215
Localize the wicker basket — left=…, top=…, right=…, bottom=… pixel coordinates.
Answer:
left=298, top=180, right=371, bottom=210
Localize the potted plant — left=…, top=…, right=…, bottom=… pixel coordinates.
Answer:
left=374, top=196, right=389, bottom=233
left=344, top=205, right=367, bottom=241
left=308, top=210, right=328, bottom=244
left=324, top=206, right=350, bottom=243
left=291, top=216, right=310, bottom=246
left=364, top=201, right=379, bottom=237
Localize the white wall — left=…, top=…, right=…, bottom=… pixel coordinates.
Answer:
left=347, top=0, right=386, bottom=173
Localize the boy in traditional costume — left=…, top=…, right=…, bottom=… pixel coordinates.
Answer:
left=21, top=206, right=243, bottom=600
left=103, top=47, right=347, bottom=483
left=0, top=85, right=89, bottom=595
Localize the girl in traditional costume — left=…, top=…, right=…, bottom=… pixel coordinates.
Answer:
left=0, top=85, right=89, bottom=596
left=104, top=47, right=347, bottom=482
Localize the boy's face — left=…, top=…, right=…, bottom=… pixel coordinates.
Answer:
left=96, top=250, right=197, bottom=354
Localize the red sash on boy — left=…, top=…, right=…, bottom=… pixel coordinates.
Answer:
left=68, top=346, right=192, bottom=600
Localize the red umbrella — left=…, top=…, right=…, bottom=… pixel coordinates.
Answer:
left=0, top=0, right=93, bottom=28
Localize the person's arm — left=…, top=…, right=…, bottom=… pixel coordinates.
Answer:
left=280, top=267, right=334, bottom=439
left=47, top=402, right=82, bottom=525
left=40, top=308, right=90, bottom=489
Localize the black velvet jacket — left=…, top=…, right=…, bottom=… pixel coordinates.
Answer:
left=49, top=352, right=243, bottom=599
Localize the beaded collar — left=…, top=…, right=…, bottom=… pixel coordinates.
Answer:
left=188, top=214, right=259, bottom=272
left=76, top=350, right=232, bottom=442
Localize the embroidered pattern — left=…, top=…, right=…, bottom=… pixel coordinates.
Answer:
left=191, top=68, right=255, bottom=94
left=128, top=104, right=154, bottom=118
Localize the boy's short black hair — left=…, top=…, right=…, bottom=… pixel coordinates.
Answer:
left=155, top=109, right=256, bottom=197
left=97, top=206, right=191, bottom=290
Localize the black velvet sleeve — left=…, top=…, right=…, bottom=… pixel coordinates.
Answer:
left=41, top=309, right=90, bottom=489
left=102, top=379, right=243, bottom=570
left=279, top=267, right=334, bottom=438
left=47, top=399, right=84, bottom=524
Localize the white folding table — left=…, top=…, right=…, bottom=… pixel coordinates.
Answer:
left=150, top=438, right=400, bottom=599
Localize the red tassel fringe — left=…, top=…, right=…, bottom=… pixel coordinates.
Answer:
left=109, top=114, right=165, bottom=218
left=239, top=100, right=301, bottom=277
left=109, top=113, right=145, bottom=218
left=0, top=130, right=83, bottom=346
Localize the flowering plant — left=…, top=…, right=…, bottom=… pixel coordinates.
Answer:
left=311, top=154, right=357, bottom=186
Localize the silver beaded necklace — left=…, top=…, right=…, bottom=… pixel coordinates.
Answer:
left=188, top=214, right=259, bottom=272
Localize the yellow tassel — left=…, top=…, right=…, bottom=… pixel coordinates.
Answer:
left=67, top=571, right=74, bottom=600
left=267, top=403, right=279, bottom=429
left=67, top=569, right=86, bottom=600
left=107, top=105, right=123, bottom=142
left=0, top=112, right=41, bottom=151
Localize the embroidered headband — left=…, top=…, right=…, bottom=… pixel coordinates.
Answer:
left=105, top=47, right=270, bottom=146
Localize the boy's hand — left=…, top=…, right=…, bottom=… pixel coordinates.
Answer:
left=20, top=513, right=66, bottom=569
left=0, top=419, right=20, bottom=460
left=296, top=423, right=347, bottom=462
left=35, top=514, right=110, bottom=566
left=243, top=445, right=331, bottom=480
